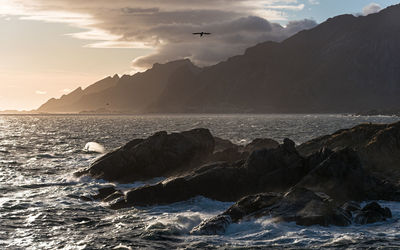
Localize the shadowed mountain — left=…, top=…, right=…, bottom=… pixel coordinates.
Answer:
left=38, top=4, right=400, bottom=114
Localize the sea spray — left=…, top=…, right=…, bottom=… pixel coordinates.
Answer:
left=84, top=142, right=105, bottom=154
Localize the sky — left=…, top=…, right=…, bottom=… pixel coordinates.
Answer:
left=0, top=0, right=399, bottom=110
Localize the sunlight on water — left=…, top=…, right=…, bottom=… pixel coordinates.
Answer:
left=0, top=114, right=399, bottom=249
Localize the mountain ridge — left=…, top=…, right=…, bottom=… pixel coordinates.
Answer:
left=38, top=4, right=400, bottom=114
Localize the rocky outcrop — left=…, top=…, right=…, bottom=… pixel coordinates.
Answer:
left=110, top=139, right=309, bottom=208
left=191, top=189, right=392, bottom=235
left=76, top=128, right=215, bottom=183
left=297, top=121, right=400, bottom=186
left=207, top=137, right=279, bottom=164
left=295, top=148, right=393, bottom=202
left=76, top=122, right=400, bottom=232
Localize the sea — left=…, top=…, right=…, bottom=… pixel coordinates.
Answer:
left=1, top=114, right=400, bottom=249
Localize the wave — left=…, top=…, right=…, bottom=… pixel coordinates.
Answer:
left=84, top=142, right=105, bottom=154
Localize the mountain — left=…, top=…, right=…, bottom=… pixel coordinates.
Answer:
left=38, top=60, right=199, bottom=113
left=38, top=4, right=400, bottom=114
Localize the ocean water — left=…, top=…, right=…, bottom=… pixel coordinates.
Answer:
left=1, top=114, right=400, bottom=249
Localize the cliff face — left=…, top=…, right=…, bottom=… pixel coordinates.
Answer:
left=38, top=4, right=400, bottom=114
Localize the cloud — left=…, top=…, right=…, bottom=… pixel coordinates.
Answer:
left=2, top=0, right=317, bottom=70
left=362, top=3, right=382, bottom=16
left=35, top=90, right=47, bottom=95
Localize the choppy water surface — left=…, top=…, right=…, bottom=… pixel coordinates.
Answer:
left=1, top=114, right=400, bottom=249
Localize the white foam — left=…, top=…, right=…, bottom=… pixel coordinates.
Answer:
left=84, top=142, right=105, bottom=154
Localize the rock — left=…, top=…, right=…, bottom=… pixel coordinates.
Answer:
left=103, top=191, right=124, bottom=202
left=206, top=147, right=248, bottom=164
left=92, top=186, right=118, bottom=200
left=354, top=202, right=392, bottom=224
left=341, top=201, right=361, bottom=213
left=119, top=139, right=307, bottom=207
left=190, top=215, right=232, bottom=235
left=207, top=137, right=279, bottom=164
left=295, top=148, right=383, bottom=202
left=297, top=121, right=400, bottom=186
left=243, top=138, right=280, bottom=153
left=213, top=137, right=239, bottom=152
left=78, top=128, right=215, bottom=183
left=193, top=188, right=353, bottom=235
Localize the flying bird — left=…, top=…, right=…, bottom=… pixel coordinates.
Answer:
left=192, top=32, right=211, bottom=37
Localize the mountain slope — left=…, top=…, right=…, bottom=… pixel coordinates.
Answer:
left=150, top=5, right=400, bottom=113
left=38, top=4, right=400, bottom=113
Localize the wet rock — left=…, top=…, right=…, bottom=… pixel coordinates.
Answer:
left=92, top=186, right=117, bottom=200
left=120, top=139, right=307, bottom=207
left=207, top=137, right=279, bottom=164
left=190, top=215, right=232, bottom=235
left=295, top=148, right=383, bottom=202
left=213, top=137, right=238, bottom=152
left=354, top=202, right=392, bottom=224
left=243, top=138, right=280, bottom=153
left=103, top=191, right=124, bottom=202
left=342, top=201, right=361, bottom=213
left=297, top=121, right=400, bottom=187
left=206, top=147, right=248, bottom=164
left=78, top=128, right=215, bottom=183
left=193, top=188, right=353, bottom=235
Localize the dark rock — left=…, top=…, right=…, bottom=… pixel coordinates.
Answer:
left=298, top=121, right=400, bottom=188
left=120, top=140, right=307, bottom=207
left=190, top=215, right=232, bottom=235
left=193, top=188, right=352, bottom=235
left=341, top=201, right=361, bottom=213
left=103, top=191, right=124, bottom=202
left=207, top=137, right=279, bottom=164
left=243, top=138, right=279, bottom=153
left=213, top=137, right=239, bottom=152
left=92, top=186, right=117, bottom=200
left=79, top=128, right=215, bottom=183
left=295, top=148, right=383, bottom=202
left=354, top=202, right=392, bottom=224
left=206, top=147, right=248, bottom=164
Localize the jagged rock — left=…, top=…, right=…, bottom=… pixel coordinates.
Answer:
left=192, top=190, right=395, bottom=235
left=298, top=121, right=400, bottom=186
left=354, top=202, right=392, bottom=224
left=76, top=128, right=215, bottom=183
left=92, top=186, right=118, bottom=200
left=114, top=138, right=307, bottom=207
left=193, top=188, right=352, bottom=235
left=207, top=137, right=280, bottom=164
left=190, top=215, right=232, bottom=235
left=243, top=138, right=280, bottom=153
left=295, top=148, right=384, bottom=202
left=213, top=137, right=238, bottom=152
left=341, top=201, right=361, bottom=213
left=103, top=191, right=124, bottom=202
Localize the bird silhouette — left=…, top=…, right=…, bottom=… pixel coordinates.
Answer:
left=192, top=32, right=211, bottom=37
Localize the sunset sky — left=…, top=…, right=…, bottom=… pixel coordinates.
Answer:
left=0, top=0, right=398, bottom=110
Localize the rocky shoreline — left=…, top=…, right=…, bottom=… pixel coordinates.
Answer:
left=75, top=121, right=400, bottom=234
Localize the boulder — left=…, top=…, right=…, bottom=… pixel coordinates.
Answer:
left=92, top=186, right=118, bottom=200
left=190, top=215, right=232, bottom=235
left=112, top=138, right=308, bottom=207
left=297, top=121, right=400, bottom=185
left=207, top=137, right=279, bottom=164
left=354, top=202, right=392, bottom=224
left=243, top=138, right=280, bottom=153
left=77, top=128, right=215, bottom=183
left=192, top=188, right=352, bottom=235
left=295, top=148, right=382, bottom=202
left=192, top=189, right=394, bottom=235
